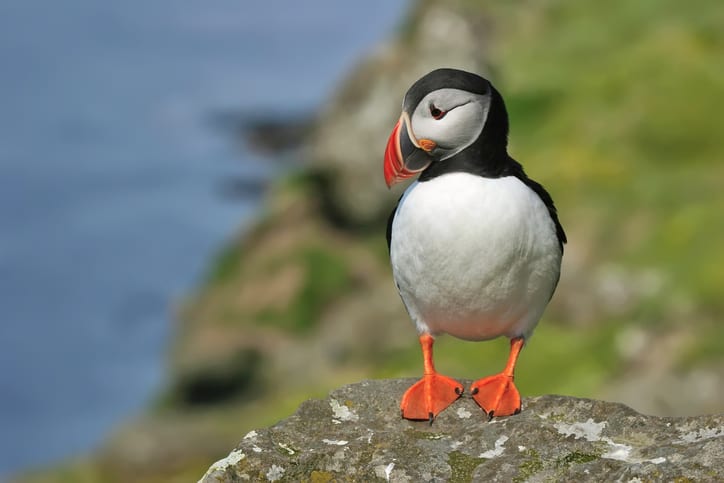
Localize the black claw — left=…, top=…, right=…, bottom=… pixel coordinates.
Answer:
left=471, top=387, right=479, bottom=395
left=488, top=410, right=495, bottom=421
left=514, top=407, right=521, bottom=415
left=428, top=412, right=434, bottom=426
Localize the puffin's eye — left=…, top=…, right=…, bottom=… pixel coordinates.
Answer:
left=429, top=104, right=446, bottom=120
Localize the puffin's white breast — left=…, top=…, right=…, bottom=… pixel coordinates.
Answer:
left=390, top=172, right=561, bottom=341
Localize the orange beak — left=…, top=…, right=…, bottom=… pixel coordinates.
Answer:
left=383, top=114, right=434, bottom=188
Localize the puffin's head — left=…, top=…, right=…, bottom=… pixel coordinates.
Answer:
left=384, top=68, right=509, bottom=187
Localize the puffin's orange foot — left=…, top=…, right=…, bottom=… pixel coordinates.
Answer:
left=401, top=374, right=463, bottom=423
left=470, top=374, right=521, bottom=419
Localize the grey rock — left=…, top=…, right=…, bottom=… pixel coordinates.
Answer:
left=200, top=379, right=723, bottom=482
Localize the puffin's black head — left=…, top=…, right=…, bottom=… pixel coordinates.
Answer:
left=384, top=68, right=509, bottom=187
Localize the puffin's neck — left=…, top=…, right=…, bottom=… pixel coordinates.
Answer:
left=418, top=140, right=511, bottom=181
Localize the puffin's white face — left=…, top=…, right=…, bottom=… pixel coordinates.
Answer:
left=409, top=88, right=491, bottom=161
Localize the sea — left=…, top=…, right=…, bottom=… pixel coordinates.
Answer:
left=0, top=1, right=407, bottom=476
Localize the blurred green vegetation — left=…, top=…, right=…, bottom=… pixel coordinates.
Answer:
left=256, top=246, right=351, bottom=332
left=379, top=0, right=724, bottom=393
left=377, top=322, right=624, bottom=398
left=489, top=0, right=724, bottom=314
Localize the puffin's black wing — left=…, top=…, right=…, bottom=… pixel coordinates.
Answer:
left=386, top=196, right=402, bottom=252
left=505, top=158, right=567, bottom=253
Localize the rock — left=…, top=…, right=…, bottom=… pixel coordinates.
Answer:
left=200, top=379, right=723, bottom=482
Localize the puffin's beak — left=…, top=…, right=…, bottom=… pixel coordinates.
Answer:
left=384, top=113, right=434, bottom=188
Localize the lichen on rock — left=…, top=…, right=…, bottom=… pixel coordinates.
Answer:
left=199, top=379, right=723, bottom=482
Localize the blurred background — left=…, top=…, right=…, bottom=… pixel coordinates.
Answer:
left=3, top=0, right=722, bottom=481
left=0, top=0, right=406, bottom=479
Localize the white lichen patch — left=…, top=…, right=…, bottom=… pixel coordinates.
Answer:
left=456, top=407, right=472, bottom=419
left=425, top=433, right=444, bottom=440
left=322, top=438, right=349, bottom=446
left=479, top=435, right=509, bottom=459
left=357, top=429, right=374, bottom=444
left=244, top=430, right=262, bottom=453
left=554, top=418, right=606, bottom=442
left=374, top=462, right=398, bottom=481
left=326, top=448, right=350, bottom=473
left=601, top=441, right=632, bottom=461
left=201, top=449, right=245, bottom=480
left=330, top=398, right=359, bottom=422
left=553, top=418, right=669, bottom=465
left=675, top=426, right=724, bottom=444
left=517, top=445, right=527, bottom=452
left=277, top=442, right=295, bottom=455
left=602, top=443, right=668, bottom=465
left=266, top=464, right=285, bottom=481
left=385, top=462, right=395, bottom=481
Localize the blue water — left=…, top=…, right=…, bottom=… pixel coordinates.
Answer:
left=0, top=1, right=407, bottom=475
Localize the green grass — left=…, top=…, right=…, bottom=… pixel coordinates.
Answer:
left=375, top=319, right=623, bottom=399
left=206, top=240, right=245, bottom=285
left=294, top=247, right=350, bottom=329
left=256, top=245, right=350, bottom=332
left=484, top=0, right=724, bottom=324
left=678, top=321, right=724, bottom=369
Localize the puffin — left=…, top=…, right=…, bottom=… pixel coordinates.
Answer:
left=384, top=68, right=566, bottom=422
